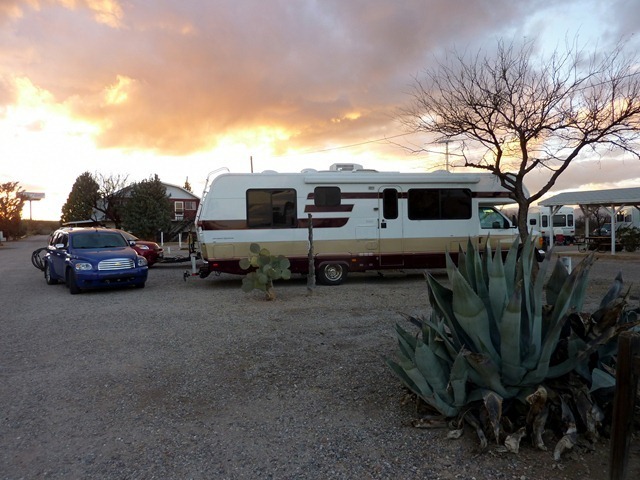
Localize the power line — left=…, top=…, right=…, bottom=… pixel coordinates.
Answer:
left=271, top=132, right=417, bottom=157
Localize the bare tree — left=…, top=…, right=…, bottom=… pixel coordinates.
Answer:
left=581, top=205, right=611, bottom=235
left=94, top=173, right=130, bottom=228
left=401, top=38, right=640, bottom=240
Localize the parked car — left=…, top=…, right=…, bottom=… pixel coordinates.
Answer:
left=591, top=222, right=631, bottom=236
left=116, top=230, right=164, bottom=266
left=44, top=227, right=148, bottom=294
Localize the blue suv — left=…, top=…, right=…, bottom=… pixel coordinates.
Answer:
left=44, top=227, right=148, bottom=294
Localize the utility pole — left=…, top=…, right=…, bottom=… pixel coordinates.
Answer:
left=437, top=140, right=451, bottom=171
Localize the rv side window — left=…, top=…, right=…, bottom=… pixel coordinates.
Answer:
left=529, top=218, right=537, bottom=226
left=552, top=215, right=567, bottom=227
left=382, top=188, right=398, bottom=219
left=541, top=215, right=549, bottom=228
left=314, top=186, right=341, bottom=207
left=246, top=189, right=297, bottom=228
left=568, top=214, right=574, bottom=227
left=407, top=188, right=471, bottom=220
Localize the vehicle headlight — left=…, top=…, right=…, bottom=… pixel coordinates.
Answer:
left=138, top=245, right=150, bottom=250
left=138, top=256, right=148, bottom=267
left=75, top=262, right=93, bottom=271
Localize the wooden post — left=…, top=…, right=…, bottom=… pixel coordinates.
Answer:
left=610, top=331, right=640, bottom=480
left=307, top=214, right=315, bottom=294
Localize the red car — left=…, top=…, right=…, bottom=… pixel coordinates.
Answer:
left=117, top=230, right=164, bottom=266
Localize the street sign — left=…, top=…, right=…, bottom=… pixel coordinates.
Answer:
left=23, top=192, right=45, bottom=200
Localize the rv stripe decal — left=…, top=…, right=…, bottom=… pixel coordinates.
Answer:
left=305, top=191, right=513, bottom=200
left=304, top=205, right=354, bottom=213
left=198, top=218, right=349, bottom=230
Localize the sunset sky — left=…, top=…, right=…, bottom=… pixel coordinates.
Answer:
left=2, top=0, right=639, bottom=220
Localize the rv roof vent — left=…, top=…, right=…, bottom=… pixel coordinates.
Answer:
left=330, top=163, right=364, bottom=172
left=301, top=168, right=317, bottom=173
left=261, top=170, right=278, bottom=174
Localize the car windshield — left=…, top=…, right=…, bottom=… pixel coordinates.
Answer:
left=71, top=232, right=128, bottom=249
left=119, top=231, right=137, bottom=241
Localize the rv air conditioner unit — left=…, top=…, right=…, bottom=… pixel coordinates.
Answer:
left=330, top=163, right=364, bottom=172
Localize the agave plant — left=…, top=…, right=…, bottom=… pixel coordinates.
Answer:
left=387, top=236, right=638, bottom=456
left=239, top=243, right=292, bottom=300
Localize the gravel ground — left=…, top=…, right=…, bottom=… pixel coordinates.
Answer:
left=1, top=236, right=639, bottom=479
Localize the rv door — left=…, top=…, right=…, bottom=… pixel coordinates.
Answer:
left=378, top=187, right=404, bottom=266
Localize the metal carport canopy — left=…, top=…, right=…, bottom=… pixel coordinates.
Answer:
left=540, top=187, right=640, bottom=254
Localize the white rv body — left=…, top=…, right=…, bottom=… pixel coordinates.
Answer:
left=527, top=206, right=576, bottom=244
left=195, top=164, right=521, bottom=284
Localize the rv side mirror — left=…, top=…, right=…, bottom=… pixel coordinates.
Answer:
left=510, top=214, right=518, bottom=227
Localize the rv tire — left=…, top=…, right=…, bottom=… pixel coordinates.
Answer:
left=317, top=262, right=347, bottom=286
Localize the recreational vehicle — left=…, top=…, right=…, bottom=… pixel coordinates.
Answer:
left=526, top=206, right=576, bottom=245
left=195, top=164, right=523, bottom=285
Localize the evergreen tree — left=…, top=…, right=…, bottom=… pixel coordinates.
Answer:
left=61, top=172, right=100, bottom=224
left=0, top=182, right=26, bottom=240
left=122, top=174, right=172, bottom=240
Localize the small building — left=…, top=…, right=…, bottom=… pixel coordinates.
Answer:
left=90, top=181, right=200, bottom=241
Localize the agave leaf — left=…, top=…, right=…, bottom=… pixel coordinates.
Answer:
left=546, top=258, right=569, bottom=306
left=464, top=237, right=479, bottom=292
left=547, top=336, right=588, bottom=379
left=488, top=241, right=508, bottom=325
left=499, top=288, right=528, bottom=386
left=421, top=311, right=460, bottom=359
left=450, top=350, right=468, bottom=407
left=482, top=238, right=493, bottom=287
left=599, top=271, right=624, bottom=309
left=415, top=340, right=452, bottom=403
left=520, top=237, right=538, bottom=340
left=450, top=268, right=500, bottom=362
left=426, top=273, right=473, bottom=350
left=525, top=241, right=553, bottom=368
left=589, top=368, right=616, bottom=393
left=456, top=244, right=467, bottom=283
left=393, top=361, right=434, bottom=398
left=503, top=236, right=520, bottom=298
left=482, top=390, right=503, bottom=444
left=568, top=254, right=596, bottom=313
left=522, top=256, right=594, bottom=385
left=386, top=358, right=425, bottom=397
left=425, top=322, right=453, bottom=364
left=394, top=323, right=417, bottom=362
left=463, top=351, right=513, bottom=399
left=387, top=359, right=458, bottom=417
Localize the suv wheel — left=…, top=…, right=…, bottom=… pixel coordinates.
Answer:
left=66, top=269, right=81, bottom=295
left=44, top=262, right=58, bottom=285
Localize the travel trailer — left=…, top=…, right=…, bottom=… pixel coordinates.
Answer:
left=195, top=164, right=523, bottom=285
left=526, top=206, right=576, bottom=245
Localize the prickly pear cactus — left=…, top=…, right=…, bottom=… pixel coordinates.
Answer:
left=239, top=243, right=292, bottom=300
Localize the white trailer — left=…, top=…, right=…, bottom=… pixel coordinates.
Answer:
left=526, top=206, right=577, bottom=245
left=195, top=164, right=523, bottom=285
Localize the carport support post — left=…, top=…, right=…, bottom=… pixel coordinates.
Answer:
left=611, top=204, right=617, bottom=255
left=547, top=206, right=561, bottom=247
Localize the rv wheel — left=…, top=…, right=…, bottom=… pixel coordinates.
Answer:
left=317, top=262, right=347, bottom=286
